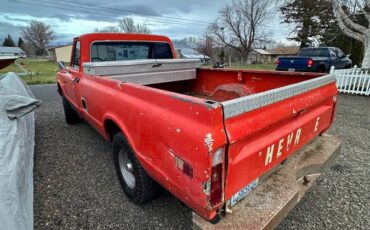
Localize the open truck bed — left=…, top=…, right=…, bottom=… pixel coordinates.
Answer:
left=59, top=33, right=340, bottom=228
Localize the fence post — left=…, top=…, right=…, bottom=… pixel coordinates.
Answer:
left=330, top=66, right=335, bottom=74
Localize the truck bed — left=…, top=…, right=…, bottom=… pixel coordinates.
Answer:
left=148, top=68, right=329, bottom=103
left=83, top=59, right=328, bottom=103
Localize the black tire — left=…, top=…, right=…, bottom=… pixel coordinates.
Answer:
left=62, top=96, right=81, bottom=124
left=317, top=65, right=326, bottom=73
left=112, top=132, right=162, bottom=204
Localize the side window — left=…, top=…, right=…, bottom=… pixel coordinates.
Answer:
left=329, top=49, right=337, bottom=58
left=153, top=43, right=173, bottom=59
left=335, top=48, right=345, bottom=58
left=337, top=49, right=345, bottom=58
left=72, top=41, right=80, bottom=68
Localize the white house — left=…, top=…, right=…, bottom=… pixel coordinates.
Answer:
left=0, top=46, right=26, bottom=58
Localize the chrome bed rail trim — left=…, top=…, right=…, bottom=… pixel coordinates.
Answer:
left=221, top=74, right=336, bottom=119
left=109, top=69, right=196, bottom=85
left=83, top=59, right=201, bottom=76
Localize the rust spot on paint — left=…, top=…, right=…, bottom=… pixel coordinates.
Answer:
left=170, top=93, right=220, bottom=110
left=203, top=180, right=211, bottom=196
left=204, top=133, right=214, bottom=152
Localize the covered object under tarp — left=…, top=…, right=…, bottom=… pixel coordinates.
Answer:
left=0, top=72, right=40, bottom=230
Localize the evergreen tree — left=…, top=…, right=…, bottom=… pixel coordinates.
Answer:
left=218, top=49, right=225, bottom=63
left=18, top=37, right=24, bottom=48
left=2, top=34, right=15, bottom=47
left=280, top=0, right=336, bottom=48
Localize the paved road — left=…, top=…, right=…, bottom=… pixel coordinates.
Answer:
left=31, top=84, right=369, bottom=229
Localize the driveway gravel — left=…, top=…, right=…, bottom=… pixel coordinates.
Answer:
left=30, top=84, right=369, bottom=229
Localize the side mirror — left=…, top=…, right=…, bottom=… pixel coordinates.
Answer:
left=57, top=61, right=66, bottom=70
left=346, top=54, right=351, bottom=58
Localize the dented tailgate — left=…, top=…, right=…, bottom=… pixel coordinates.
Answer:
left=221, top=74, right=338, bottom=201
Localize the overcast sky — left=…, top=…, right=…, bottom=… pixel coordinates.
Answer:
left=0, top=0, right=297, bottom=46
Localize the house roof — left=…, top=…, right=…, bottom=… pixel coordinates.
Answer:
left=267, top=46, right=300, bottom=55
left=0, top=46, right=26, bottom=54
left=181, top=53, right=210, bottom=59
left=172, top=41, right=210, bottom=59
left=177, top=48, right=210, bottom=59
left=253, top=49, right=271, bottom=55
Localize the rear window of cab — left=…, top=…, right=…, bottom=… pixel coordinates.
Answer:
left=90, top=41, right=173, bottom=62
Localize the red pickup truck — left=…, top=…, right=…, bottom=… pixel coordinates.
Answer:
left=57, top=33, right=341, bottom=228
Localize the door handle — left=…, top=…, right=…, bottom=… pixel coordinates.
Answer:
left=72, top=77, right=80, bottom=83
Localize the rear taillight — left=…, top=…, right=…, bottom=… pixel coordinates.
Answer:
left=307, top=58, right=314, bottom=67
left=210, top=148, right=224, bottom=206
left=210, top=164, right=222, bottom=206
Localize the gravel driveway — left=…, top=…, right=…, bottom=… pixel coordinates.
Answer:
left=31, top=84, right=369, bottom=229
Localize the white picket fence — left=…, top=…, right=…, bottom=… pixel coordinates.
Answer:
left=330, top=66, right=370, bottom=96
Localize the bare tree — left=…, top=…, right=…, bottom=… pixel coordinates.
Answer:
left=22, top=20, right=55, bottom=56
left=118, top=17, right=151, bottom=34
left=94, top=26, right=120, bottom=33
left=183, top=36, right=200, bottom=49
left=208, top=0, right=276, bottom=63
left=197, top=34, right=215, bottom=61
left=331, top=0, right=370, bottom=67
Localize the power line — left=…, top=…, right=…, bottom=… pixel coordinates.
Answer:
left=12, top=0, right=210, bottom=27
left=44, top=0, right=213, bottom=25
left=175, top=0, right=221, bottom=8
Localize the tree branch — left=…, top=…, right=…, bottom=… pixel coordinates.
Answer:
left=332, top=2, right=366, bottom=42
left=332, top=0, right=367, bottom=32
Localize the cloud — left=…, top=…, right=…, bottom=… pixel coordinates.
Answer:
left=0, top=0, right=294, bottom=45
left=0, top=21, right=23, bottom=41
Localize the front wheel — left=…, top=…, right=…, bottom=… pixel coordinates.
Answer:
left=62, top=96, right=81, bottom=124
left=112, top=132, right=162, bottom=204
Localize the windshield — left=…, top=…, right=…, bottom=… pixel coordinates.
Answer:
left=91, top=41, right=173, bottom=62
left=298, top=48, right=328, bottom=57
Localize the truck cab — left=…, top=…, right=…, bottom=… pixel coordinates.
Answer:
left=58, top=33, right=177, bottom=112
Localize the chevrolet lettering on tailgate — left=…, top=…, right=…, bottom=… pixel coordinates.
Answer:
left=264, top=116, right=320, bottom=166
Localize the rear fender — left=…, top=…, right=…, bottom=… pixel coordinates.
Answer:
left=103, top=114, right=132, bottom=144
left=317, top=62, right=329, bottom=72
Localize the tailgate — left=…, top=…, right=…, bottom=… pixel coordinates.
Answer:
left=278, top=57, right=308, bottom=69
left=221, top=74, right=338, bottom=200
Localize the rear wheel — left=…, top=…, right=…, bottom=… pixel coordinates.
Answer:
left=317, top=65, right=326, bottom=73
left=62, top=96, right=81, bottom=124
left=112, top=132, right=162, bottom=204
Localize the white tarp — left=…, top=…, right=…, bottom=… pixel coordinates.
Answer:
left=0, top=72, right=40, bottom=230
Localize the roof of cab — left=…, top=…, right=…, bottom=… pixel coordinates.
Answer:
left=77, top=33, right=172, bottom=44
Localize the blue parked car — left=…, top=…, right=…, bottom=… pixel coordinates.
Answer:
left=276, top=47, right=352, bottom=73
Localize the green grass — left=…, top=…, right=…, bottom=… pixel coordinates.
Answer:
left=0, top=59, right=58, bottom=85
left=233, top=63, right=276, bottom=71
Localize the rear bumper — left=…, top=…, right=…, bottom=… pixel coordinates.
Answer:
left=193, top=133, right=341, bottom=229
left=276, top=68, right=314, bottom=72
